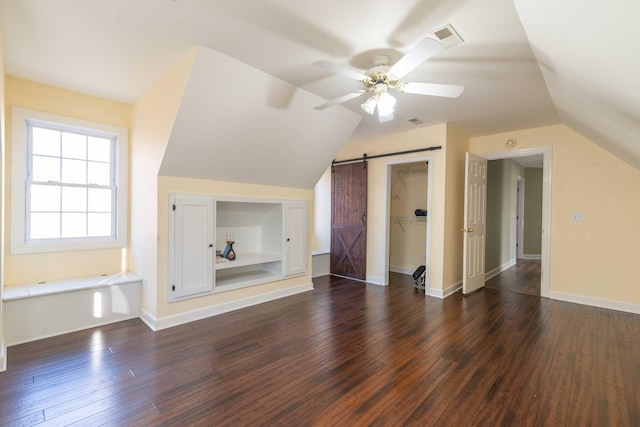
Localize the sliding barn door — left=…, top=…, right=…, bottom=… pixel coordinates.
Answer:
left=331, top=162, right=367, bottom=280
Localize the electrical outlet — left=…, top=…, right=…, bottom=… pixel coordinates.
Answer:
left=228, top=232, right=235, bottom=240
left=571, top=212, right=584, bottom=222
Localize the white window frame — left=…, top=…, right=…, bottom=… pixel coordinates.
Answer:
left=11, top=107, right=128, bottom=254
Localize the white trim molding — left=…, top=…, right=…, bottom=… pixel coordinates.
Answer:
left=485, top=259, right=517, bottom=281
left=429, top=281, right=462, bottom=299
left=550, top=291, right=640, bottom=315
left=521, top=254, right=541, bottom=260
left=0, top=338, right=6, bottom=373
left=141, top=282, right=313, bottom=331
left=366, top=275, right=384, bottom=286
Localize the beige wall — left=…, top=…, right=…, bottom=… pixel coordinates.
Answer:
left=523, top=167, right=543, bottom=255
left=4, top=77, right=131, bottom=285
left=485, top=159, right=522, bottom=271
left=389, top=163, right=428, bottom=272
left=471, top=124, right=640, bottom=304
left=443, top=125, right=468, bottom=288
left=156, top=176, right=312, bottom=318
left=130, top=50, right=196, bottom=316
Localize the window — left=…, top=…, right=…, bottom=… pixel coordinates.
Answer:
left=12, top=107, right=128, bottom=253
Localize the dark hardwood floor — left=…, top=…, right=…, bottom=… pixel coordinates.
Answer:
left=485, top=259, right=541, bottom=296
left=1, top=273, right=639, bottom=426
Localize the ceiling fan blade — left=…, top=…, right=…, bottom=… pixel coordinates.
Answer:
left=388, top=37, right=445, bottom=78
left=398, top=82, right=464, bottom=98
left=378, top=110, right=394, bottom=123
left=313, top=60, right=370, bottom=81
left=314, top=90, right=367, bottom=110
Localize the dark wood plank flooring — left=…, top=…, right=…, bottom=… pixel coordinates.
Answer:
left=485, top=259, right=541, bottom=296
left=1, top=273, right=639, bottom=426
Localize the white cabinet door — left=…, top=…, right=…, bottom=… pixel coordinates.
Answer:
left=284, top=202, right=307, bottom=276
left=170, top=196, right=214, bottom=299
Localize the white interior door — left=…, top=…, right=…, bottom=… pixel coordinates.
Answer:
left=462, top=153, right=488, bottom=294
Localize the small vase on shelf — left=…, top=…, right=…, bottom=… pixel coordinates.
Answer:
left=222, top=240, right=236, bottom=261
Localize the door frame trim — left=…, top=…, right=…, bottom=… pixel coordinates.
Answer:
left=516, top=175, right=525, bottom=260
left=484, top=147, right=552, bottom=298
left=381, top=155, right=433, bottom=295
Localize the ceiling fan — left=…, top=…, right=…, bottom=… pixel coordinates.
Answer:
left=313, top=36, right=464, bottom=122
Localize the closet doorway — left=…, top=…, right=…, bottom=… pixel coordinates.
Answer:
left=382, top=156, right=432, bottom=293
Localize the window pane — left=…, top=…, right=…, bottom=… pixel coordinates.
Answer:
left=61, top=159, right=87, bottom=184
left=62, top=213, right=87, bottom=238
left=30, top=185, right=61, bottom=212
left=62, top=186, right=87, bottom=212
left=62, top=132, right=86, bottom=160
left=88, top=188, right=112, bottom=212
left=87, top=161, right=110, bottom=186
left=30, top=213, right=60, bottom=239
left=88, top=213, right=111, bottom=237
left=32, top=127, right=60, bottom=156
left=88, top=136, right=111, bottom=162
left=32, top=155, right=60, bottom=182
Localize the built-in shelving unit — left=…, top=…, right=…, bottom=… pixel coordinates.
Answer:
left=214, top=200, right=284, bottom=292
left=169, top=195, right=307, bottom=302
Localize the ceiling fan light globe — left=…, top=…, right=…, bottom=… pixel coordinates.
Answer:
left=361, top=96, right=377, bottom=115
left=377, top=93, right=396, bottom=116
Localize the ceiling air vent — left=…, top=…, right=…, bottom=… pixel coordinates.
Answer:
left=408, top=118, right=424, bottom=125
left=431, top=24, right=464, bottom=48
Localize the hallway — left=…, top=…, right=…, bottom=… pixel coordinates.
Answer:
left=485, top=259, right=541, bottom=296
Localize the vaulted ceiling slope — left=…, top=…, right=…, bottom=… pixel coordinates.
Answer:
left=159, top=47, right=361, bottom=189
left=0, top=0, right=638, bottom=170
left=513, top=0, right=640, bottom=170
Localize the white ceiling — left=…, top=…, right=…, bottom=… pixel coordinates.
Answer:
left=0, top=0, right=637, bottom=169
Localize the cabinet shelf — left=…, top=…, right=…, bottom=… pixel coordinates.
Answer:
left=215, top=269, right=283, bottom=290
left=215, top=253, right=282, bottom=270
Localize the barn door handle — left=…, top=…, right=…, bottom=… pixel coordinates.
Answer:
left=361, top=211, right=366, bottom=226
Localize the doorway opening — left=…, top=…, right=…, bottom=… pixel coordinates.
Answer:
left=483, top=151, right=548, bottom=297
left=381, top=156, right=433, bottom=294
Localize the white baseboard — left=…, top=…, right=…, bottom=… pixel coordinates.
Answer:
left=142, top=282, right=314, bottom=331
left=366, top=275, right=384, bottom=286
left=485, top=258, right=517, bottom=281
left=521, top=254, right=541, bottom=260
left=549, top=291, right=640, bottom=315
left=389, top=266, right=415, bottom=275
left=429, top=281, right=462, bottom=299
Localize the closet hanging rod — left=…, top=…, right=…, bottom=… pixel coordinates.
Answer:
left=332, top=146, right=442, bottom=166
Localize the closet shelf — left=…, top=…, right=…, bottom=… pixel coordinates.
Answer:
left=391, top=215, right=427, bottom=223
left=391, top=215, right=427, bottom=232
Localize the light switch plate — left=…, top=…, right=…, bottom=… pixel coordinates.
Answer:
left=571, top=212, right=584, bottom=222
